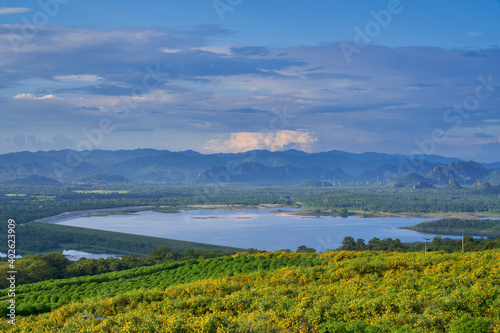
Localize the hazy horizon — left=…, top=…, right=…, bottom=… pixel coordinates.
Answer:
left=1, top=147, right=498, bottom=165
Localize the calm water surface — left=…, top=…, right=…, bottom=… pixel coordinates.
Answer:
left=59, top=208, right=463, bottom=251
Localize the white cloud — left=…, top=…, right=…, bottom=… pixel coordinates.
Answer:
left=197, top=46, right=233, bottom=56
left=205, top=130, right=318, bottom=153
left=0, top=7, right=32, bottom=15
left=54, top=75, right=104, bottom=83
left=161, top=46, right=233, bottom=56
left=160, top=48, right=184, bottom=54
left=13, top=93, right=61, bottom=100
left=466, top=31, right=483, bottom=36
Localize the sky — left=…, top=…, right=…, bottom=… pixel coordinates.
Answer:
left=1, top=0, right=500, bottom=161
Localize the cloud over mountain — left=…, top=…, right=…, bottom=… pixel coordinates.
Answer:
left=205, top=130, right=318, bottom=153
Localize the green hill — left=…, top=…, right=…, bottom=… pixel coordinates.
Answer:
left=402, top=218, right=500, bottom=237
left=17, top=221, right=243, bottom=255
left=2, top=250, right=500, bottom=332
left=3, top=174, right=60, bottom=185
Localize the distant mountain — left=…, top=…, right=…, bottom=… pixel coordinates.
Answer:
left=484, top=170, right=500, bottom=186
left=3, top=174, right=60, bottom=185
left=471, top=180, right=491, bottom=190
left=413, top=181, right=435, bottom=189
left=196, top=162, right=347, bottom=184
left=483, top=162, right=500, bottom=169
left=392, top=173, right=430, bottom=187
left=391, top=161, right=499, bottom=188
left=75, top=174, right=129, bottom=184
left=0, top=149, right=497, bottom=185
left=425, top=161, right=490, bottom=185
left=477, top=185, right=500, bottom=195
left=446, top=179, right=462, bottom=190
left=360, top=159, right=437, bottom=182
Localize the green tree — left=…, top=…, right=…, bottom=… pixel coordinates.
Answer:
left=341, top=236, right=356, bottom=251
left=296, top=245, right=316, bottom=253
left=41, top=252, right=71, bottom=278
left=355, top=238, right=366, bottom=250
left=449, top=317, right=490, bottom=333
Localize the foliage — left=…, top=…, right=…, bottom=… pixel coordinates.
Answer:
left=1, top=250, right=500, bottom=332
left=0, top=246, right=238, bottom=289
left=0, top=252, right=322, bottom=316
left=449, top=317, right=491, bottom=333
left=406, top=218, right=500, bottom=237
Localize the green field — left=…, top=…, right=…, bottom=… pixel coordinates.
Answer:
left=2, top=250, right=499, bottom=332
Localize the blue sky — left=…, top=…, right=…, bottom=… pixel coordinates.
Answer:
left=1, top=0, right=499, bottom=161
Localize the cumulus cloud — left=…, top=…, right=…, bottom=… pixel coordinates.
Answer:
left=205, top=130, right=318, bottom=153
left=13, top=93, right=61, bottom=100
left=0, top=7, right=32, bottom=15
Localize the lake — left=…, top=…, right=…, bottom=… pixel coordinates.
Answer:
left=58, top=208, right=465, bottom=252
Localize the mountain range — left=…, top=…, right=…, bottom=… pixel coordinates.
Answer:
left=0, top=149, right=498, bottom=186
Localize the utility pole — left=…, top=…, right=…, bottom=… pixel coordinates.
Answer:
left=462, top=235, right=464, bottom=253
left=423, top=238, right=430, bottom=254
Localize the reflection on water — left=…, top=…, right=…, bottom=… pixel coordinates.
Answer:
left=63, top=250, right=122, bottom=261
left=59, top=208, right=463, bottom=252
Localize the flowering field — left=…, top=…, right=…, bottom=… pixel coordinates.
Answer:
left=2, top=250, right=500, bottom=332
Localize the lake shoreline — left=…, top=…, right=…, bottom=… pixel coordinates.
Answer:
left=399, top=226, right=500, bottom=238
left=35, top=204, right=500, bottom=224
left=55, top=208, right=461, bottom=252
left=282, top=209, right=500, bottom=219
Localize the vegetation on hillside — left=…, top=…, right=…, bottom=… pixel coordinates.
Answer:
left=402, top=218, right=500, bottom=237
left=0, top=252, right=322, bottom=317
left=2, top=250, right=500, bottom=332
left=14, top=221, right=241, bottom=255
left=0, top=246, right=239, bottom=289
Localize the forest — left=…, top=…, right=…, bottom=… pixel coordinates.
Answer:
left=403, top=218, right=500, bottom=237
left=1, top=183, right=499, bottom=254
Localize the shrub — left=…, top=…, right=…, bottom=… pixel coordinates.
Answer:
left=449, top=317, right=491, bottom=333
